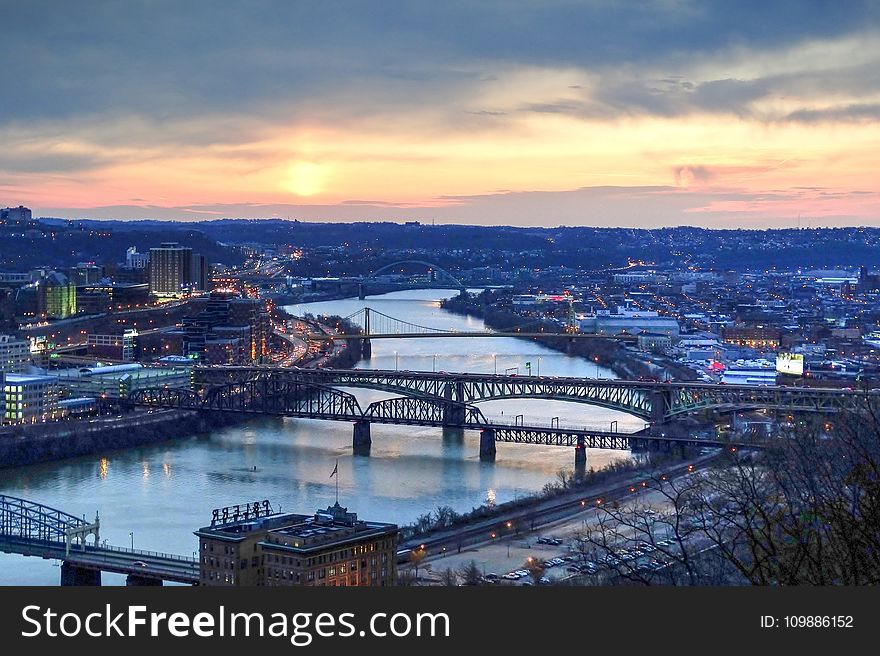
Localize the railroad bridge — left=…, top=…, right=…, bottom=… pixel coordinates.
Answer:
left=126, top=367, right=873, bottom=465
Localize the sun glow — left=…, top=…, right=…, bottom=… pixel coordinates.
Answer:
left=283, top=161, right=327, bottom=196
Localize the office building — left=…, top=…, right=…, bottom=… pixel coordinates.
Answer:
left=195, top=503, right=398, bottom=587
left=38, top=272, right=77, bottom=318
left=149, top=242, right=193, bottom=296
left=0, top=334, right=30, bottom=373
left=2, top=373, right=60, bottom=424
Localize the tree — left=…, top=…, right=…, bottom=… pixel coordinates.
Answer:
left=578, top=407, right=880, bottom=586
left=524, top=556, right=546, bottom=585
left=457, top=560, right=483, bottom=586
left=408, top=547, right=426, bottom=581
left=438, top=568, right=459, bottom=586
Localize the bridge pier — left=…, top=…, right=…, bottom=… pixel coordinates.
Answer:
left=353, top=420, right=372, bottom=455
left=358, top=283, right=366, bottom=300
left=574, top=435, right=587, bottom=479
left=126, top=573, right=164, bottom=586
left=361, top=338, right=372, bottom=359
left=479, top=428, right=496, bottom=462
left=60, top=562, right=101, bottom=586
left=566, top=337, right=575, bottom=356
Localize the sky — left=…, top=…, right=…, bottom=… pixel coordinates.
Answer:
left=1, top=0, right=879, bottom=227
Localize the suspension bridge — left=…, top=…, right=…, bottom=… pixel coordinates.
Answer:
left=0, top=494, right=198, bottom=585
left=305, top=307, right=618, bottom=356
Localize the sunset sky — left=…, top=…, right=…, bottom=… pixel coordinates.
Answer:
left=2, top=1, right=879, bottom=227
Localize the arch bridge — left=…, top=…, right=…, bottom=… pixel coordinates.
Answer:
left=358, top=260, right=466, bottom=299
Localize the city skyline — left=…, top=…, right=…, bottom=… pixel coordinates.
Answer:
left=1, top=1, right=879, bottom=227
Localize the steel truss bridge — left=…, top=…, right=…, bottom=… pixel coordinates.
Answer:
left=306, top=306, right=610, bottom=344
left=125, top=366, right=870, bottom=461
left=0, top=494, right=197, bottom=585
left=190, top=367, right=875, bottom=424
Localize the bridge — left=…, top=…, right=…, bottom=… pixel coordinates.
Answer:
left=306, top=307, right=611, bottom=356
left=0, top=494, right=198, bottom=585
left=357, top=260, right=467, bottom=299
left=126, top=366, right=868, bottom=466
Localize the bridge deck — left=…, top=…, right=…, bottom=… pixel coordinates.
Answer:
left=0, top=538, right=198, bottom=583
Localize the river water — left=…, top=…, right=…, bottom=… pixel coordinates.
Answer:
left=0, top=289, right=642, bottom=585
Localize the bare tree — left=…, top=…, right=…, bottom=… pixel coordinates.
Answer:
left=578, top=406, right=880, bottom=586
left=438, top=568, right=459, bottom=586
left=457, top=560, right=483, bottom=586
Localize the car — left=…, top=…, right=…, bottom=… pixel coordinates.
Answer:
left=536, top=537, right=550, bottom=544
left=132, top=561, right=147, bottom=568
left=520, top=580, right=533, bottom=586
left=482, top=573, right=500, bottom=583
left=640, top=544, right=656, bottom=553
left=502, top=573, right=519, bottom=580
left=549, top=538, right=563, bottom=546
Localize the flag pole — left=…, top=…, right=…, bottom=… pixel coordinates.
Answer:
left=335, top=458, right=339, bottom=504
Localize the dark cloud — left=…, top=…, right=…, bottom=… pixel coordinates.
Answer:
left=1, top=0, right=878, bottom=128
left=783, top=103, right=880, bottom=123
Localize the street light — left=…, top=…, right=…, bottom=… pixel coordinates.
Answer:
left=129, top=532, right=134, bottom=550
left=394, top=351, right=399, bottom=371
left=432, top=354, right=438, bottom=372
left=492, top=353, right=497, bottom=375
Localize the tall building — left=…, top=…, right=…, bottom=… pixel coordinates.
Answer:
left=182, top=291, right=269, bottom=364
left=0, top=334, right=30, bottom=373
left=38, top=272, right=77, bottom=318
left=149, top=242, right=193, bottom=296
left=192, top=253, right=208, bottom=291
left=195, top=503, right=398, bottom=587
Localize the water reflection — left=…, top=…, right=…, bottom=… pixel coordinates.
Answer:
left=0, top=289, right=641, bottom=585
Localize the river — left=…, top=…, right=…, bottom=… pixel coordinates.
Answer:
left=0, top=289, right=643, bottom=585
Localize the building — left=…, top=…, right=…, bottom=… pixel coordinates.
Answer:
left=195, top=502, right=398, bottom=587
left=38, top=272, right=77, bottom=318
left=182, top=291, right=270, bottom=364
left=0, top=205, right=32, bottom=224
left=0, top=334, right=30, bottom=373
left=192, top=253, right=208, bottom=291
left=2, top=373, right=60, bottom=424
left=125, top=247, right=149, bottom=269
left=136, top=326, right=187, bottom=360
left=54, top=362, right=193, bottom=399
left=149, top=242, right=193, bottom=296
left=637, top=332, right=673, bottom=352
left=76, top=282, right=150, bottom=313
left=87, top=329, right=137, bottom=361
left=579, top=307, right=680, bottom=337
left=721, top=326, right=781, bottom=349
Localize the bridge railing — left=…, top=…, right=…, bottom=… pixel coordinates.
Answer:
left=88, top=543, right=197, bottom=563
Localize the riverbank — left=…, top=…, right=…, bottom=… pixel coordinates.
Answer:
left=0, top=409, right=249, bottom=469
left=441, top=292, right=697, bottom=381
